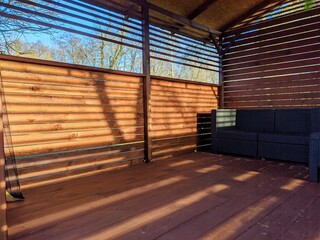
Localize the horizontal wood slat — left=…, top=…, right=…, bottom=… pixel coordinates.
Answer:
left=227, top=30, right=318, bottom=55
left=225, top=38, right=319, bottom=61
left=151, top=85, right=218, bottom=96
left=18, top=150, right=145, bottom=184
left=0, top=60, right=142, bottom=82
left=225, top=74, right=320, bottom=91
left=9, top=120, right=144, bottom=134
left=224, top=57, right=320, bottom=77
left=227, top=23, right=319, bottom=50
left=227, top=7, right=320, bottom=36
left=0, top=59, right=144, bottom=187
left=7, top=113, right=144, bottom=125
left=1, top=57, right=218, bottom=188
left=224, top=49, right=320, bottom=70
left=224, top=65, right=319, bottom=82
left=2, top=82, right=142, bottom=98
left=223, top=4, right=320, bottom=109
left=151, top=78, right=217, bottom=159
left=226, top=13, right=320, bottom=44
left=1, top=71, right=142, bottom=88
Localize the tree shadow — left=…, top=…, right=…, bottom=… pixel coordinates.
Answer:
left=6, top=152, right=316, bottom=240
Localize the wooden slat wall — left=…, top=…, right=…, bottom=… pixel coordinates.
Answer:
left=0, top=58, right=145, bottom=188
left=223, top=6, right=320, bottom=109
left=151, top=77, right=218, bottom=159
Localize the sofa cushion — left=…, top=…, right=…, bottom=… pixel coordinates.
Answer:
left=275, top=109, right=311, bottom=134
left=236, top=110, right=260, bottom=131
left=218, top=130, right=257, bottom=141
left=236, top=110, right=274, bottom=132
left=259, top=133, right=309, bottom=145
left=258, top=142, right=309, bottom=163
left=257, top=110, right=275, bottom=132
left=218, top=139, right=258, bottom=157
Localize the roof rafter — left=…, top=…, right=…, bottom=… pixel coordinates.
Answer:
left=130, top=0, right=221, bottom=36
left=172, top=0, right=219, bottom=40
left=147, top=2, right=221, bottom=36
left=187, top=0, right=219, bottom=20
left=220, top=0, right=280, bottom=33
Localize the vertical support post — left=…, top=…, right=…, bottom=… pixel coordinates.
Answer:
left=0, top=75, right=8, bottom=239
left=219, top=37, right=224, bottom=109
left=142, top=0, right=152, bottom=162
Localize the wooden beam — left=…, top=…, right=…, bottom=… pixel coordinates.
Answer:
left=151, top=75, right=219, bottom=87
left=187, top=0, right=219, bottom=20
left=220, top=0, right=277, bottom=32
left=131, top=0, right=221, bottom=36
left=209, top=33, right=222, bottom=55
left=142, top=0, right=152, bottom=162
left=173, top=0, right=218, bottom=37
left=0, top=54, right=144, bottom=78
left=82, top=0, right=220, bottom=43
left=149, top=18, right=212, bottom=44
left=83, top=0, right=142, bottom=20
left=221, top=32, right=241, bottom=56
left=0, top=72, right=8, bottom=240
left=147, top=2, right=221, bottom=36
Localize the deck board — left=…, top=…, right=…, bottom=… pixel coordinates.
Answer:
left=279, top=192, right=320, bottom=240
left=237, top=182, right=320, bottom=240
left=7, top=152, right=320, bottom=240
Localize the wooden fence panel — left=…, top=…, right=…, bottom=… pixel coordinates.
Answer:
left=151, top=78, right=218, bottom=159
left=223, top=4, right=320, bottom=109
left=0, top=56, right=219, bottom=188
left=0, top=58, right=145, bottom=188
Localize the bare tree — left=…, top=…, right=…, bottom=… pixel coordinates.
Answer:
left=0, top=0, right=59, bottom=55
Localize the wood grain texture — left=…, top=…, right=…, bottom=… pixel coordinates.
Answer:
left=7, top=152, right=319, bottom=240
left=151, top=78, right=218, bottom=159
left=223, top=4, right=320, bottom=109
left=0, top=59, right=144, bottom=187
left=0, top=57, right=218, bottom=188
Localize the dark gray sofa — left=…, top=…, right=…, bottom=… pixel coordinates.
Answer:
left=310, top=133, right=320, bottom=182
left=211, top=109, right=275, bottom=158
left=211, top=108, right=320, bottom=182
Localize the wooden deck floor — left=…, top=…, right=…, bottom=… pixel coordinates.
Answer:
left=7, top=152, right=320, bottom=240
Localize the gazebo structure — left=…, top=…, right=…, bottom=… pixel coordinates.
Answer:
left=0, top=0, right=320, bottom=239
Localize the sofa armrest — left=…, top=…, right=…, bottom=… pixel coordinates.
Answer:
left=211, top=109, right=236, bottom=153
left=311, top=109, right=320, bottom=132
left=309, top=132, right=320, bottom=182
left=211, top=110, right=218, bottom=153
